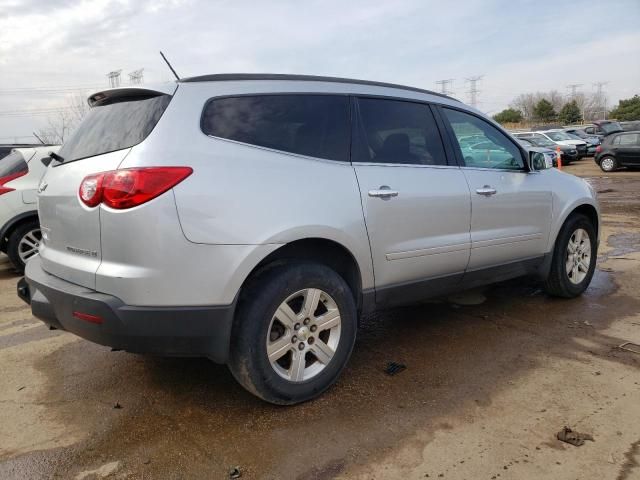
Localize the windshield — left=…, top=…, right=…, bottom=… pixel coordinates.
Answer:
left=523, top=135, right=555, bottom=147
left=600, top=122, right=623, bottom=134
left=546, top=131, right=572, bottom=141
left=57, top=94, right=171, bottom=163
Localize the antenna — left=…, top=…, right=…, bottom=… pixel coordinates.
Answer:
left=435, top=79, right=454, bottom=96
left=32, top=131, right=45, bottom=144
left=160, top=51, right=180, bottom=81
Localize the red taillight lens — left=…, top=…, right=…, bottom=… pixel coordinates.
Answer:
left=79, top=173, right=104, bottom=207
left=595, top=145, right=602, bottom=153
left=79, top=167, right=192, bottom=209
left=0, top=169, right=28, bottom=196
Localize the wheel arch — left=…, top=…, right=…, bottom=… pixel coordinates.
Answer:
left=0, top=211, right=39, bottom=252
left=547, top=200, right=600, bottom=254
left=238, top=237, right=366, bottom=313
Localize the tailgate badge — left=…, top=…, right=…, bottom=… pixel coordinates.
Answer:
left=38, top=181, right=48, bottom=193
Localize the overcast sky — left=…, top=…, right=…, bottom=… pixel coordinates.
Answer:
left=1, top=0, right=639, bottom=142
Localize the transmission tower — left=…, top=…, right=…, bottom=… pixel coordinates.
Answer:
left=128, top=69, right=144, bottom=85
left=106, top=70, right=122, bottom=88
left=593, top=81, right=608, bottom=120
left=465, top=75, right=483, bottom=108
left=566, top=83, right=582, bottom=99
left=435, top=79, right=454, bottom=96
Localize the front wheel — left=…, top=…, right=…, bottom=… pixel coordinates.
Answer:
left=228, top=262, right=357, bottom=405
left=7, top=220, right=41, bottom=273
left=543, top=214, right=597, bottom=298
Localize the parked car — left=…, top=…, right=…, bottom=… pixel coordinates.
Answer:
left=543, top=130, right=589, bottom=158
left=18, top=74, right=600, bottom=405
left=583, top=120, right=623, bottom=137
left=620, top=121, right=640, bottom=132
left=516, top=138, right=558, bottom=167
left=0, top=146, right=60, bottom=271
left=594, top=131, right=640, bottom=172
left=563, top=130, right=599, bottom=156
left=0, top=143, right=49, bottom=160
left=513, top=133, right=578, bottom=164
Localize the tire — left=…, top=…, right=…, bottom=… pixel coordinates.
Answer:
left=599, top=156, right=617, bottom=172
left=543, top=214, right=597, bottom=298
left=228, top=262, right=357, bottom=405
left=7, top=220, right=41, bottom=273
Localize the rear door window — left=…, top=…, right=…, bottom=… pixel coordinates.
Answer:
left=57, top=94, right=171, bottom=163
left=353, top=97, right=447, bottom=165
left=201, top=95, right=350, bottom=162
left=618, top=133, right=639, bottom=146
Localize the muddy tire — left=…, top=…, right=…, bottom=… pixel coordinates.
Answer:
left=599, top=156, right=617, bottom=172
left=7, top=220, right=41, bottom=273
left=228, top=262, right=357, bottom=405
left=543, top=214, right=597, bottom=298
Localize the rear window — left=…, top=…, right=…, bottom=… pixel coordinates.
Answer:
left=0, top=151, right=28, bottom=178
left=201, top=95, right=350, bottom=162
left=58, top=94, right=171, bottom=163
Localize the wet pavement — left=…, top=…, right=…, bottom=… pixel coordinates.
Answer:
left=1, top=160, right=639, bottom=479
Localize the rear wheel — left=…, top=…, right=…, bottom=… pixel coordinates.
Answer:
left=7, top=220, right=41, bottom=273
left=543, top=214, right=596, bottom=298
left=228, top=262, right=357, bottom=405
left=599, top=156, right=617, bottom=172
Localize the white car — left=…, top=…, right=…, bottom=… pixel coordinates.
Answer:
left=0, top=145, right=60, bottom=271
left=518, top=131, right=588, bottom=159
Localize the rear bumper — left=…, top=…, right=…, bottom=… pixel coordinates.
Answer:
left=20, top=256, right=235, bottom=363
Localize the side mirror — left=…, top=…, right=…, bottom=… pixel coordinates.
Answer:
left=528, top=151, right=552, bottom=171
left=41, top=156, right=53, bottom=167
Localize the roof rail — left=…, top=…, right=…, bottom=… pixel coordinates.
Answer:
left=179, top=73, right=459, bottom=101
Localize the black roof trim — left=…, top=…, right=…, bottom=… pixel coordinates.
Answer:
left=179, top=73, right=459, bottom=101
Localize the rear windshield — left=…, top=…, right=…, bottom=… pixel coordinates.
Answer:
left=600, top=122, right=622, bottom=134
left=58, top=94, right=171, bottom=163
left=0, top=151, right=28, bottom=178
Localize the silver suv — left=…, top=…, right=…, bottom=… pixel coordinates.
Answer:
left=19, top=74, right=600, bottom=404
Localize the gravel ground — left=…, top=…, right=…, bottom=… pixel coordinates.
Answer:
left=0, top=160, right=639, bottom=480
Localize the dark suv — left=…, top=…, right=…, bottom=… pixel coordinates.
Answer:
left=595, top=131, right=640, bottom=172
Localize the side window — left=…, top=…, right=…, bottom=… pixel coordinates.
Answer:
left=442, top=108, right=525, bottom=170
left=612, top=135, right=622, bottom=145
left=618, top=134, right=639, bottom=146
left=353, top=98, right=447, bottom=166
left=201, top=95, right=350, bottom=162
left=584, top=126, right=595, bottom=135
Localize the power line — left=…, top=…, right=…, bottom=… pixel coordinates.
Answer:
left=465, top=75, right=483, bottom=108
left=435, top=79, right=454, bottom=96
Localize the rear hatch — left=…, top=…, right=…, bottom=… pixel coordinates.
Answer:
left=37, top=86, right=175, bottom=288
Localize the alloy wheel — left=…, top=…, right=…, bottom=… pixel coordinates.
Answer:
left=266, top=288, right=341, bottom=382
left=18, top=228, right=41, bottom=264
left=565, top=228, right=591, bottom=285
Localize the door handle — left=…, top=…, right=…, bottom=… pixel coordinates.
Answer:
left=475, top=185, right=497, bottom=196
left=368, top=186, right=399, bottom=199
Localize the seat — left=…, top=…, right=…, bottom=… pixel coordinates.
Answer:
left=374, top=133, right=418, bottom=164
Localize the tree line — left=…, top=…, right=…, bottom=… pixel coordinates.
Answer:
left=493, top=93, right=640, bottom=125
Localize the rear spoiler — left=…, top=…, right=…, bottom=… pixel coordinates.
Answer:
left=88, top=83, right=178, bottom=107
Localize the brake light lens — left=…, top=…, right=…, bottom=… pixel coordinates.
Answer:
left=595, top=145, right=602, bottom=153
left=0, top=169, right=28, bottom=196
left=79, top=167, right=193, bottom=209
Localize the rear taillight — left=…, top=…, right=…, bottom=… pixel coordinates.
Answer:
left=595, top=145, right=602, bottom=153
left=0, top=169, right=28, bottom=196
left=79, top=167, right=193, bottom=209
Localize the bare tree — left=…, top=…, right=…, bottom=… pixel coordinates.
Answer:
left=36, top=94, right=89, bottom=144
